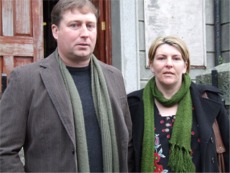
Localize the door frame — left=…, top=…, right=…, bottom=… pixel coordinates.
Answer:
left=92, top=0, right=112, bottom=65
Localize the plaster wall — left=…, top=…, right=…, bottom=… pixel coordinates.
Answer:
left=111, top=0, right=229, bottom=93
left=136, top=0, right=229, bottom=90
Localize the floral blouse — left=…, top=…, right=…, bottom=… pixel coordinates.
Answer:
left=154, top=104, right=201, bottom=173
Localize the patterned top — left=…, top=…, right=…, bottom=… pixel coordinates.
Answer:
left=154, top=104, right=201, bottom=173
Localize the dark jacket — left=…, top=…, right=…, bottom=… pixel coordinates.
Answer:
left=128, top=82, right=229, bottom=172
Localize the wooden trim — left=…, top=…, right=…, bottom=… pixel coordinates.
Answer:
left=92, top=0, right=111, bottom=65
left=105, top=0, right=111, bottom=65
left=0, top=36, right=33, bottom=56
left=0, top=0, right=2, bottom=36
left=97, top=0, right=105, bottom=63
left=0, top=36, right=33, bottom=44
left=32, top=0, right=44, bottom=62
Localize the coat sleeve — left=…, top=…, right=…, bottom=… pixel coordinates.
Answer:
left=0, top=69, right=26, bottom=172
left=206, top=90, right=229, bottom=172
left=216, top=100, right=229, bottom=172
left=125, top=99, right=134, bottom=172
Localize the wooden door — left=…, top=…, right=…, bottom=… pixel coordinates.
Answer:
left=0, top=0, right=43, bottom=94
left=91, top=0, right=112, bottom=65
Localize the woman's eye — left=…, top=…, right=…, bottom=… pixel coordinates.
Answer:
left=158, top=57, right=165, bottom=60
left=173, top=57, right=182, bottom=61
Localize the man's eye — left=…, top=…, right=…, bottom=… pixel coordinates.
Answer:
left=70, top=24, right=76, bottom=27
left=70, top=23, right=80, bottom=28
left=87, top=24, right=95, bottom=30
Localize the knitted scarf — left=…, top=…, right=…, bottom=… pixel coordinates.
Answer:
left=141, top=74, right=195, bottom=173
left=56, top=51, right=119, bottom=172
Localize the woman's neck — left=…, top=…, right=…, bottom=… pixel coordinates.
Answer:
left=155, top=99, right=178, bottom=117
left=155, top=81, right=182, bottom=99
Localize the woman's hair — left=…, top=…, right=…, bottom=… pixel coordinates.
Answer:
left=148, top=36, right=191, bottom=72
left=51, top=0, right=98, bottom=27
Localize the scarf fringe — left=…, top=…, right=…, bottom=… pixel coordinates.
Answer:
left=168, top=145, right=195, bottom=173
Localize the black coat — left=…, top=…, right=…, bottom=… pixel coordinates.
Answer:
left=128, top=82, right=229, bottom=172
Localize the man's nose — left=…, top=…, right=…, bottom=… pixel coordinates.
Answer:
left=80, top=25, right=89, bottom=36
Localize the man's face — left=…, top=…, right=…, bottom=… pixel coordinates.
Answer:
left=52, top=8, right=97, bottom=67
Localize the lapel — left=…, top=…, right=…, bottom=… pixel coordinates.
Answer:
left=190, top=83, right=221, bottom=143
left=190, top=83, right=223, bottom=170
left=99, top=61, right=123, bottom=109
left=39, top=52, right=76, bottom=147
left=99, top=61, right=120, bottom=97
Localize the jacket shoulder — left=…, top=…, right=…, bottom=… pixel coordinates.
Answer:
left=127, top=89, right=143, bottom=104
left=99, top=60, right=121, bottom=75
left=194, top=83, right=221, bottom=93
left=192, top=83, right=223, bottom=103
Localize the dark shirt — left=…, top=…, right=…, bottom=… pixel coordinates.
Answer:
left=154, top=104, right=201, bottom=172
left=67, top=65, right=103, bottom=172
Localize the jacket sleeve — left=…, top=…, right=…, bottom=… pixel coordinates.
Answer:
left=0, top=69, right=26, bottom=172
left=215, top=98, right=229, bottom=172
left=206, top=90, right=229, bottom=172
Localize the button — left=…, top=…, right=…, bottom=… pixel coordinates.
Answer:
left=72, top=149, right=75, bottom=154
left=211, top=157, right=215, bottom=163
left=210, top=137, right=214, bottom=143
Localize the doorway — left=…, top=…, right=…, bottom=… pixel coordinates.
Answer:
left=43, top=0, right=112, bottom=64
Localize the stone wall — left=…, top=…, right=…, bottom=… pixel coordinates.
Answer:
left=221, top=0, right=230, bottom=63
left=196, top=62, right=230, bottom=115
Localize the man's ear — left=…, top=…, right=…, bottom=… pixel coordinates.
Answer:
left=51, top=24, right=58, bottom=40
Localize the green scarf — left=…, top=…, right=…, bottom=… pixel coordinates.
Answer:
left=56, top=51, right=119, bottom=172
left=141, top=74, right=195, bottom=173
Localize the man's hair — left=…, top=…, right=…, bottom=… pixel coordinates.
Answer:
left=51, top=0, right=99, bottom=27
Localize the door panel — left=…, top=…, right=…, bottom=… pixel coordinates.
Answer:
left=0, top=0, right=43, bottom=94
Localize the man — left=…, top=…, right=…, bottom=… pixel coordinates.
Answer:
left=0, top=0, right=132, bottom=172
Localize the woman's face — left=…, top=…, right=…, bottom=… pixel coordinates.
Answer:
left=149, top=44, right=187, bottom=88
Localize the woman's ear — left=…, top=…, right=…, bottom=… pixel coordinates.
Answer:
left=149, top=60, right=155, bottom=74
left=182, top=61, right=188, bottom=73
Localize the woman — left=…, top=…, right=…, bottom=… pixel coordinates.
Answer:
left=128, top=36, right=229, bottom=172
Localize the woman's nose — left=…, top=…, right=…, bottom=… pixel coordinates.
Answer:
left=165, top=57, right=173, bottom=66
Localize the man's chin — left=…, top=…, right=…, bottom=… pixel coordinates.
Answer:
left=74, top=51, right=91, bottom=58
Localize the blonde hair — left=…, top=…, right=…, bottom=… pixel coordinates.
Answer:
left=148, top=36, right=190, bottom=72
